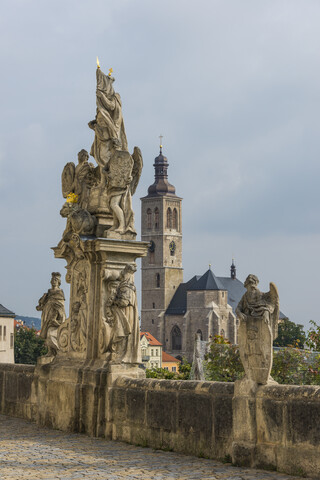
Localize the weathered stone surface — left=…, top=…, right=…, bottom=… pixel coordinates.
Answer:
left=236, top=274, right=279, bottom=385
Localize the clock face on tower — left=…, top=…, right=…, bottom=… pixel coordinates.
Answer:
left=169, top=240, right=176, bottom=254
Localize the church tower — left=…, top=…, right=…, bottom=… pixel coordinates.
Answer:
left=140, top=144, right=183, bottom=339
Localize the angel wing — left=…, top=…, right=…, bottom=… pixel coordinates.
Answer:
left=269, top=282, right=280, bottom=340
left=130, top=146, right=143, bottom=195
left=61, top=162, right=76, bottom=198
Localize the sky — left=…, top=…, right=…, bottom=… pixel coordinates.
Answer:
left=0, top=0, right=319, bottom=331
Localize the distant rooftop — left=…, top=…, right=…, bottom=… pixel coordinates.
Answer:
left=0, top=304, right=15, bottom=318
left=140, top=331, right=162, bottom=346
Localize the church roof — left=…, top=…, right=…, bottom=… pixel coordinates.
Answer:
left=188, top=268, right=226, bottom=291
left=165, top=271, right=286, bottom=319
left=143, top=148, right=178, bottom=198
left=0, top=304, right=15, bottom=317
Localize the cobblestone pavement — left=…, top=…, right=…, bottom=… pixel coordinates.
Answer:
left=0, top=415, right=311, bottom=480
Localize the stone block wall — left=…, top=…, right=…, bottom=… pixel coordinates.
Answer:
left=0, top=364, right=36, bottom=421
left=108, top=378, right=233, bottom=460
left=0, top=363, right=320, bottom=478
left=254, top=384, right=320, bottom=477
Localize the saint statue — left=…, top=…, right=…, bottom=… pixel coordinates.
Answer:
left=36, top=272, right=66, bottom=357
left=88, top=68, right=128, bottom=169
left=236, top=274, right=279, bottom=385
left=100, top=264, right=141, bottom=364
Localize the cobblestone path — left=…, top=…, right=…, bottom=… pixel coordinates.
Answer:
left=0, top=415, right=311, bottom=480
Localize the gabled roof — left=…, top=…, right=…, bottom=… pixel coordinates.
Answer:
left=162, top=351, right=181, bottom=363
left=0, top=304, right=15, bottom=317
left=165, top=270, right=286, bottom=319
left=189, top=269, right=225, bottom=291
left=165, top=275, right=200, bottom=315
left=140, top=331, right=162, bottom=346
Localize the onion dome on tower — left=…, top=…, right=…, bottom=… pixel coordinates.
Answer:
left=147, top=143, right=176, bottom=197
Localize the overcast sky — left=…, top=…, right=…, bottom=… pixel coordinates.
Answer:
left=0, top=0, right=319, bottom=330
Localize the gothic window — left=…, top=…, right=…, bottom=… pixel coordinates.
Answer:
left=171, top=325, right=182, bottom=350
left=167, top=207, right=172, bottom=229
left=152, top=319, right=154, bottom=324
left=147, top=208, right=152, bottom=229
left=197, top=329, right=203, bottom=340
left=156, top=273, right=160, bottom=288
left=154, top=207, right=159, bottom=229
left=152, top=303, right=155, bottom=309
left=172, top=208, right=178, bottom=230
left=220, top=328, right=225, bottom=338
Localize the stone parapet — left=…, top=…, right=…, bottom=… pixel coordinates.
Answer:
left=1, top=363, right=320, bottom=478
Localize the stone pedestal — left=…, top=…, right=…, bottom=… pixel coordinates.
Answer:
left=33, top=235, right=148, bottom=433
left=232, top=378, right=258, bottom=467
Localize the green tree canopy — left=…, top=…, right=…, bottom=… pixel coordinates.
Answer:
left=273, top=318, right=306, bottom=348
left=306, top=320, right=320, bottom=351
left=14, top=327, right=47, bottom=364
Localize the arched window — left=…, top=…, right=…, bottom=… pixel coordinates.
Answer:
left=167, top=208, right=172, bottom=229
left=154, top=208, right=159, bottom=229
left=172, top=208, right=178, bottom=230
left=220, top=328, right=225, bottom=338
left=196, top=329, right=203, bottom=340
left=156, top=273, right=160, bottom=288
left=171, top=325, right=182, bottom=350
left=147, top=208, right=152, bottom=229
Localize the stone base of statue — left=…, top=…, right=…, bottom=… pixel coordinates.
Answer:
left=32, top=235, right=148, bottom=434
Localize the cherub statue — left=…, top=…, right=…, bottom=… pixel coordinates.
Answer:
left=36, top=272, right=66, bottom=357
left=236, top=274, right=279, bottom=385
left=60, top=202, right=97, bottom=241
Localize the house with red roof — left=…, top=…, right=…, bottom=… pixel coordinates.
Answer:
left=140, top=332, right=162, bottom=369
left=162, top=351, right=181, bottom=373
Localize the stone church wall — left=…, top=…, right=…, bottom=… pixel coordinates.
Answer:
left=0, top=363, right=320, bottom=477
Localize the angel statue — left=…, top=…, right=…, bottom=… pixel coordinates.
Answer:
left=104, top=146, right=143, bottom=236
left=61, top=149, right=98, bottom=210
left=236, top=274, right=279, bottom=385
left=36, top=272, right=66, bottom=358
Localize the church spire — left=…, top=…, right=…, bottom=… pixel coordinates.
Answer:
left=231, top=258, right=236, bottom=279
left=147, top=140, right=176, bottom=197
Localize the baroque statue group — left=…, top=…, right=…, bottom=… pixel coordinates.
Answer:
left=37, top=63, right=280, bottom=386
left=37, top=65, right=145, bottom=368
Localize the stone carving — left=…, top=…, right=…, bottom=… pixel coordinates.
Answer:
left=236, top=274, right=279, bottom=385
left=57, top=260, right=89, bottom=354
left=88, top=68, right=128, bottom=168
left=191, top=333, right=206, bottom=380
left=104, top=147, right=143, bottom=236
left=60, top=202, right=97, bottom=241
left=36, top=272, right=66, bottom=357
left=62, top=149, right=99, bottom=209
left=100, top=264, right=141, bottom=364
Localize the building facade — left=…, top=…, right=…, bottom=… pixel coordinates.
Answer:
left=140, top=332, right=162, bottom=369
left=140, top=148, right=242, bottom=362
left=0, top=304, right=15, bottom=363
left=140, top=147, right=183, bottom=338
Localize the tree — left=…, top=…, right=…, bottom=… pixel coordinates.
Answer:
left=146, top=358, right=191, bottom=380
left=205, top=335, right=244, bottom=382
left=273, top=318, right=306, bottom=348
left=14, top=327, right=47, bottom=364
left=306, top=320, right=320, bottom=351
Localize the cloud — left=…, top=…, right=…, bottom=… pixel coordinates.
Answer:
left=0, top=0, right=319, bottom=332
